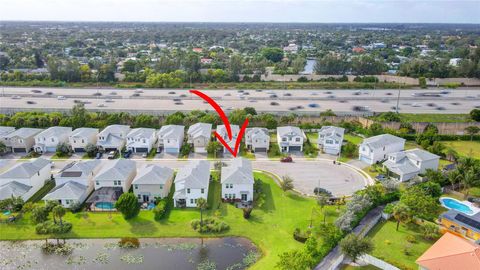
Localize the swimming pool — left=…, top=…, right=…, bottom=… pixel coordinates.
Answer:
left=95, top=202, right=115, bottom=210
left=440, top=197, right=479, bottom=216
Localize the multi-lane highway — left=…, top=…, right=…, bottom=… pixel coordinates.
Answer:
left=0, top=87, right=479, bottom=115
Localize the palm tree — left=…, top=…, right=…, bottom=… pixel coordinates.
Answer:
left=461, top=170, right=478, bottom=199
left=52, top=205, right=66, bottom=226
left=464, top=126, right=480, bottom=141
left=445, top=148, right=458, bottom=163
left=393, top=203, right=411, bottom=231
left=196, top=198, right=208, bottom=232
left=447, top=170, right=461, bottom=191
left=280, top=175, right=294, bottom=193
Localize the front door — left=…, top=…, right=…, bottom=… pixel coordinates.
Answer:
left=241, top=194, right=248, bottom=201
left=142, top=195, right=149, bottom=202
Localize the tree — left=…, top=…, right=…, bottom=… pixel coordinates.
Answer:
left=276, top=237, right=319, bottom=270
left=470, top=109, right=480, bottom=121
left=56, top=142, right=72, bottom=156
left=339, top=233, right=373, bottom=263
left=460, top=170, right=479, bottom=198
left=400, top=186, right=438, bottom=220
left=196, top=197, right=208, bottom=232
left=0, top=141, right=6, bottom=154
left=317, top=194, right=329, bottom=224
left=31, top=205, right=49, bottom=224
left=85, top=143, right=98, bottom=157
left=465, top=126, right=480, bottom=141
left=206, top=141, right=222, bottom=158
left=261, top=47, right=284, bottom=63
left=419, top=77, right=427, bottom=88
left=392, top=203, right=411, bottom=231
left=115, top=192, right=140, bottom=219
left=52, top=205, right=66, bottom=225
left=280, top=175, right=294, bottom=193
left=70, top=103, right=89, bottom=129
left=314, top=54, right=348, bottom=75
left=243, top=207, right=253, bottom=219
left=421, top=222, right=439, bottom=240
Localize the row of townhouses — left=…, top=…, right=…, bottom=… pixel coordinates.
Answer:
left=0, top=157, right=255, bottom=210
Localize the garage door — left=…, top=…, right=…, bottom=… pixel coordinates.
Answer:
left=359, top=155, right=372, bottom=164
left=105, top=148, right=117, bottom=152
left=74, top=148, right=85, bottom=152
left=254, top=147, right=267, bottom=153
left=289, top=146, right=302, bottom=152
left=165, top=148, right=179, bottom=153
left=46, top=147, right=56, bottom=152
left=135, top=148, right=148, bottom=153
left=13, top=148, right=26, bottom=153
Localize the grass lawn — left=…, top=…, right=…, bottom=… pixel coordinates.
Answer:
left=405, top=141, right=420, bottom=150
left=339, top=264, right=381, bottom=270
left=0, top=172, right=340, bottom=270
left=443, top=140, right=480, bottom=159
left=368, top=220, right=437, bottom=270
left=394, top=113, right=472, bottom=123
left=344, top=134, right=363, bottom=145
left=26, top=179, right=55, bottom=203
left=82, top=153, right=93, bottom=159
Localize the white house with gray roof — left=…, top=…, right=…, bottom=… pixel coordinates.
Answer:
left=317, top=126, right=345, bottom=155
left=217, top=124, right=240, bottom=154
left=0, top=158, right=51, bottom=200
left=69, top=128, right=99, bottom=152
left=173, top=160, right=210, bottom=207
left=94, top=159, right=136, bottom=192
left=132, top=164, right=174, bottom=203
left=383, top=148, right=440, bottom=181
left=358, top=134, right=405, bottom=164
left=55, top=160, right=102, bottom=187
left=187, top=123, right=212, bottom=153
left=157, top=125, right=184, bottom=154
left=221, top=158, right=254, bottom=203
left=43, top=181, right=90, bottom=208
left=3, top=128, right=43, bottom=153
left=34, top=126, right=72, bottom=154
left=126, top=128, right=157, bottom=153
left=0, top=126, right=15, bottom=153
left=245, top=127, right=270, bottom=153
left=97, top=125, right=131, bottom=152
left=277, top=126, right=306, bottom=152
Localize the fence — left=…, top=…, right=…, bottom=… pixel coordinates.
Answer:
left=359, top=254, right=401, bottom=270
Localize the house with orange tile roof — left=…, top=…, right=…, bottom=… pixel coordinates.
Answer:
left=416, top=232, right=480, bottom=270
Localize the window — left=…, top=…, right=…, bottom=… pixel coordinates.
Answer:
left=224, top=194, right=228, bottom=199
left=230, top=184, right=233, bottom=188
left=160, top=185, right=163, bottom=189
left=295, top=138, right=300, bottom=142
left=82, top=139, right=84, bottom=143
left=417, top=161, right=420, bottom=166
left=282, top=138, right=287, bottom=142
left=190, top=199, right=194, bottom=204
left=201, top=189, right=204, bottom=194
left=134, top=185, right=138, bottom=189
left=187, top=188, right=190, bottom=194
left=96, top=181, right=99, bottom=185
left=383, top=146, right=385, bottom=151
left=326, top=139, right=333, bottom=144
left=66, top=200, right=70, bottom=205
left=73, top=140, right=76, bottom=143
left=138, top=194, right=141, bottom=199
left=142, top=139, right=146, bottom=143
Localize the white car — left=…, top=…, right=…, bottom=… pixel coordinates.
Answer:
left=11, top=95, right=21, bottom=99
left=57, top=96, right=66, bottom=100
left=97, top=103, right=105, bottom=107
left=411, top=103, right=421, bottom=107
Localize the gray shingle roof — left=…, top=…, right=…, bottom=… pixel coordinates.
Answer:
left=70, top=128, right=99, bottom=138
left=133, top=164, right=174, bottom=185
left=98, top=125, right=130, bottom=137
left=58, top=160, right=101, bottom=178
left=362, top=134, right=405, bottom=149
left=43, top=181, right=87, bottom=200
left=35, top=126, right=72, bottom=139
left=0, top=126, right=15, bottom=137
left=404, top=148, right=439, bottom=161
left=0, top=181, right=31, bottom=200
left=127, top=128, right=156, bottom=139
left=277, top=126, right=305, bottom=138
left=216, top=124, right=240, bottom=138
left=383, top=148, right=439, bottom=175
left=221, top=158, right=254, bottom=185
left=319, top=126, right=345, bottom=138
left=246, top=127, right=269, bottom=139
left=95, top=159, right=136, bottom=182
left=174, top=160, right=210, bottom=189
left=158, top=125, right=184, bottom=139
left=188, top=123, right=212, bottom=138
left=0, top=158, right=50, bottom=179
left=4, top=128, right=43, bottom=139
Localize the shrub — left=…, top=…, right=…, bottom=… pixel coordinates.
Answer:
left=293, top=228, right=311, bottom=243
left=153, top=200, right=168, bottom=221
left=35, top=220, right=72, bottom=234
left=31, top=205, right=49, bottom=224
left=243, top=207, right=253, bottom=219
left=115, top=192, right=140, bottom=219
left=191, top=218, right=229, bottom=233
left=118, top=237, right=140, bottom=248
left=406, top=235, right=417, bottom=243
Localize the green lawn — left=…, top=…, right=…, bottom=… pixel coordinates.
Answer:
left=344, top=134, right=363, bottom=145
left=340, top=265, right=381, bottom=270
left=368, top=220, right=437, bottom=270
left=443, top=140, right=480, bottom=159
left=0, top=172, right=339, bottom=270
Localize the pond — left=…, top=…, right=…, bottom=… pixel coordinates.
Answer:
left=0, top=237, right=258, bottom=270
left=301, top=59, right=316, bottom=74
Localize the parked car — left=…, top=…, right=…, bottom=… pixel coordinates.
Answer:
left=95, top=152, right=103, bottom=159
left=280, top=156, right=293, bottom=163
left=107, top=150, right=117, bottom=159
left=142, top=153, right=148, bottom=158
left=123, top=150, right=132, bottom=158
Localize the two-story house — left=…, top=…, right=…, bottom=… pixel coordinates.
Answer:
left=221, top=158, right=254, bottom=204
left=69, top=128, right=99, bottom=152
left=126, top=128, right=157, bottom=153
left=382, top=148, right=440, bottom=181
left=317, top=126, right=345, bottom=155
left=54, top=160, right=102, bottom=187
left=132, top=164, right=174, bottom=203
left=0, top=158, right=51, bottom=201
left=0, top=126, right=15, bottom=153
left=216, top=124, right=240, bottom=154
left=187, top=123, right=212, bottom=153
left=277, top=126, right=306, bottom=152
left=94, top=159, right=136, bottom=192
left=173, top=160, right=210, bottom=207
left=245, top=128, right=270, bottom=153
left=34, top=126, right=72, bottom=154
left=3, top=128, right=43, bottom=153
left=96, top=125, right=131, bottom=152
left=358, top=134, right=405, bottom=164
left=157, top=125, right=184, bottom=154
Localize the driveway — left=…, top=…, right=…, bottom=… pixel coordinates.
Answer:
left=254, top=151, right=268, bottom=159
left=347, top=159, right=370, bottom=169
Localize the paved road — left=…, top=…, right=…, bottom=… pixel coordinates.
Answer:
left=0, top=156, right=370, bottom=197
left=1, top=87, right=479, bottom=114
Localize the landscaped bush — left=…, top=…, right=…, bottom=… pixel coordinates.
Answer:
left=35, top=220, right=72, bottom=234
left=293, top=228, right=311, bottom=243
left=0, top=196, right=24, bottom=212
left=118, top=237, right=140, bottom=248
left=190, top=218, right=229, bottom=233
left=153, top=200, right=168, bottom=221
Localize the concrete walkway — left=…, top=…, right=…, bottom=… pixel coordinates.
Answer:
left=314, top=206, right=384, bottom=270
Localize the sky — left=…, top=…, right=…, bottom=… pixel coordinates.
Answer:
left=0, top=0, right=479, bottom=23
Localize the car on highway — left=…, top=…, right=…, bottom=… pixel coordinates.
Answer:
left=288, top=107, right=297, bottom=111
left=224, top=93, right=231, bottom=96
left=390, top=106, right=400, bottom=110
left=135, top=89, right=144, bottom=93
left=131, top=93, right=140, bottom=97
left=11, top=95, right=21, bottom=99
left=436, top=106, right=446, bottom=110
left=107, top=150, right=117, bottom=159
left=325, top=91, right=332, bottom=94
left=380, top=99, right=389, bottom=103
left=105, top=99, right=114, bottom=103
left=352, top=106, right=370, bottom=112
left=97, top=103, right=105, bottom=107
left=168, top=91, right=176, bottom=94
left=93, top=92, right=102, bottom=96
left=411, top=103, right=421, bottom=107
left=31, top=89, right=42, bottom=93
left=385, top=92, right=393, bottom=96
left=427, top=103, right=436, bottom=107
left=174, top=102, right=183, bottom=105
left=280, top=156, right=293, bottom=163
left=180, top=94, right=187, bottom=97
left=45, top=92, right=53, bottom=95
left=353, top=91, right=361, bottom=95
left=327, top=95, right=336, bottom=99
left=451, top=102, right=461, bottom=106
left=26, top=101, right=36, bottom=104
left=308, top=103, right=319, bottom=108
left=57, top=96, right=66, bottom=100
left=270, top=102, right=279, bottom=106
left=269, top=94, right=278, bottom=98
left=284, top=93, right=292, bottom=96
left=110, top=91, right=117, bottom=95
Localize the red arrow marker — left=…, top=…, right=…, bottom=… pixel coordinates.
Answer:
left=190, top=89, right=249, bottom=157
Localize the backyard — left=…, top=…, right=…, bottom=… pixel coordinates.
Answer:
left=443, top=140, right=480, bottom=158
left=0, top=172, right=341, bottom=269
left=367, top=220, right=437, bottom=270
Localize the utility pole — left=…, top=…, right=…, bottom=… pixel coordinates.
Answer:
left=396, top=77, right=401, bottom=114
